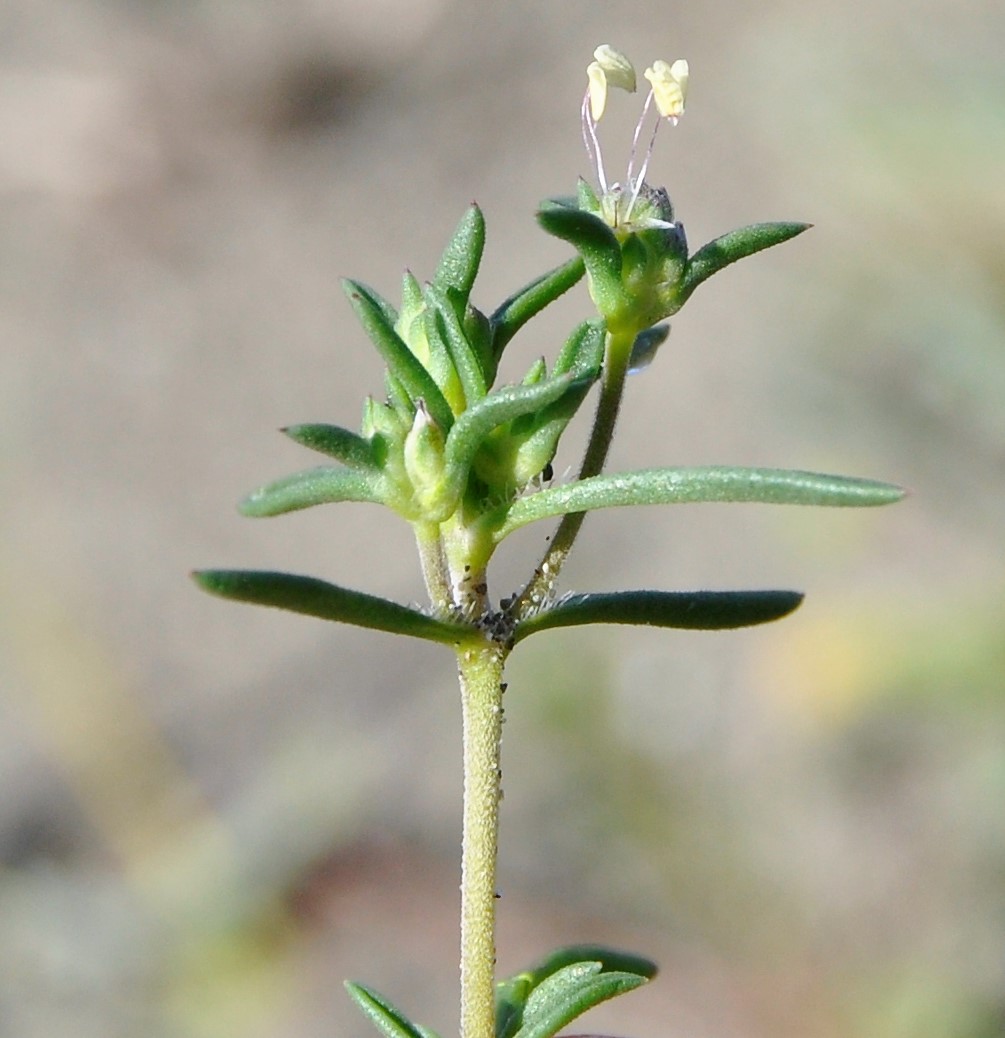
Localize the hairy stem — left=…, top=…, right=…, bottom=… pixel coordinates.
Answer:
left=512, top=329, right=634, bottom=617
left=457, top=641, right=507, bottom=1038
left=415, top=521, right=453, bottom=611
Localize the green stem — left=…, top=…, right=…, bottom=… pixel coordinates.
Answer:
left=415, top=521, right=453, bottom=612
left=456, top=641, right=507, bottom=1038
left=512, top=329, right=634, bottom=618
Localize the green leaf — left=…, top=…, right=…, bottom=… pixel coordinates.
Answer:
left=344, top=279, right=454, bottom=432
left=513, top=962, right=648, bottom=1038
left=680, top=222, right=810, bottom=305
left=344, top=981, right=436, bottom=1038
left=496, top=972, right=534, bottom=1038
left=239, top=466, right=386, bottom=517
left=514, top=589, right=804, bottom=643
left=490, top=257, right=585, bottom=356
left=552, top=319, right=606, bottom=380
left=463, top=304, right=496, bottom=386
left=433, top=204, right=485, bottom=304
left=282, top=424, right=379, bottom=469
left=443, top=375, right=587, bottom=493
left=497, top=946, right=656, bottom=1038
left=492, top=466, right=906, bottom=539
left=536, top=202, right=623, bottom=313
left=425, top=282, right=488, bottom=406
left=522, top=945, right=658, bottom=985
left=193, top=571, right=472, bottom=645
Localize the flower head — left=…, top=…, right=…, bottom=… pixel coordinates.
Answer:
left=581, top=46, right=689, bottom=228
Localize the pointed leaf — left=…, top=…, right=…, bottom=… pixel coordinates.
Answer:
left=680, top=222, right=810, bottom=304
left=492, top=467, right=906, bottom=538
left=513, top=962, right=647, bottom=1038
left=344, top=981, right=433, bottom=1038
left=425, top=282, right=488, bottom=405
left=491, top=257, right=585, bottom=356
left=239, top=466, right=386, bottom=517
left=193, top=570, right=471, bottom=645
left=282, top=424, right=379, bottom=469
left=463, top=304, right=496, bottom=386
left=344, top=279, right=454, bottom=431
left=433, top=204, right=485, bottom=304
left=514, top=589, right=804, bottom=643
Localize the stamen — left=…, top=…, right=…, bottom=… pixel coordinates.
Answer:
left=624, top=96, right=663, bottom=222
left=581, top=92, right=608, bottom=193
left=625, top=89, right=655, bottom=190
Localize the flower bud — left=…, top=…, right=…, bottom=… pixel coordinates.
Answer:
left=404, top=400, right=452, bottom=518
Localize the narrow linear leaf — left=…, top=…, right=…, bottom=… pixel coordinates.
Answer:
left=385, top=372, right=415, bottom=422
left=425, top=282, right=488, bottom=405
left=193, top=570, right=471, bottom=645
left=282, top=424, right=379, bottom=469
left=344, top=279, right=454, bottom=432
left=493, top=466, right=906, bottom=539
left=496, top=973, right=534, bottom=1038
left=344, top=981, right=432, bottom=1038
left=463, top=304, right=496, bottom=386
left=491, top=257, right=585, bottom=355
left=552, top=320, right=606, bottom=380
left=443, top=375, right=586, bottom=489
left=239, top=466, right=385, bottom=517
left=514, top=589, right=804, bottom=643
left=433, top=204, right=485, bottom=303
left=497, top=944, right=656, bottom=1038
left=514, top=962, right=648, bottom=1038
left=523, top=945, right=658, bottom=986
left=680, top=222, right=810, bottom=304
left=536, top=203, right=622, bottom=293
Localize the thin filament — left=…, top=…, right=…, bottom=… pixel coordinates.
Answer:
left=624, top=106, right=664, bottom=222
left=625, top=89, right=655, bottom=188
left=581, top=92, right=608, bottom=193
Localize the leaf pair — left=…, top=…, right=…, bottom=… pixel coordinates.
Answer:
left=344, top=945, right=656, bottom=1038
left=537, top=190, right=809, bottom=335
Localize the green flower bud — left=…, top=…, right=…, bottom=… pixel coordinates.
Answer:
left=404, top=400, right=453, bottom=519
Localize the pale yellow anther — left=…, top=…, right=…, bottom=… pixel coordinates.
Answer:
left=586, top=44, right=636, bottom=121
left=644, top=58, right=689, bottom=122
left=594, top=45, right=636, bottom=92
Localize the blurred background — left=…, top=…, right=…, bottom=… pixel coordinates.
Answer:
left=2, top=1, right=1003, bottom=1036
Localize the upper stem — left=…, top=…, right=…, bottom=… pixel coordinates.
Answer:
left=456, top=641, right=507, bottom=1038
left=511, top=329, right=634, bottom=618
left=415, top=521, right=453, bottom=612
